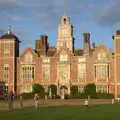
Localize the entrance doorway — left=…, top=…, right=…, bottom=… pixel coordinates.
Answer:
left=60, top=85, right=68, bottom=99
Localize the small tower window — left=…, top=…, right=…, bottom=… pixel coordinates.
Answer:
left=63, top=18, right=67, bottom=24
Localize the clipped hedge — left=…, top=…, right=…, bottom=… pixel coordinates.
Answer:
left=70, top=85, right=79, bottom=96
left=69, top=92, right=114, bottom=99
left=48, top=84, right=57, bottom=95
left=19, top=91, right=46, bottom=99
left=20, top=92, right=34, bottom=99
left=96, top=93, right=114, bottom=99
left=32, top=84, right=45, bottom=94
left=0, top=96, right=4, bottom=100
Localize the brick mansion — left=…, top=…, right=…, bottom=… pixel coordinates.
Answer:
left=0, top=16, right=120, bottom=97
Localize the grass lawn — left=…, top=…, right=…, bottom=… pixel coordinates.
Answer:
left=0, top=104, right=120, bottom=120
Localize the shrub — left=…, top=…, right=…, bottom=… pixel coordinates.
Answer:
left=97, top=92, right=114, bottom=99
left=20, top=92, right=34, bottom=99
left=0, top=81, right=6, bottom=93
left=48, top=84, right=57, bottom=95
left=70, top=85, right=79, bottom=96
left=79, top=93, right=88, bottom=99
left=84, top=84, right=97, bottom=98
left=69, top=93, right=81, bottom=99
left=32, top=84, right=45, bottom=97
left=0, top=96, right=4, bottom=100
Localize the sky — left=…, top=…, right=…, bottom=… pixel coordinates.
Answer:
left=0, top=0, right=120, bottom=52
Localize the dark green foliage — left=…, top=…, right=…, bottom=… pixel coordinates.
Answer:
left=79, top=93, right=88, bottom=99
left=32, top=84, right=45, bottom=97
left=20, top=92, right=34, bottom=99
left=70, top=85, right=78, bottom=96
left=69, top=84, right=114, bottom=99
left=0, top=81, right=6, bottom=93
left=69, top=93, right=81, bottom=99
left=48, top=84, right=57, bottom=95
left=84, top=84, right=97, bottom=98
left=97, top=93, right=114, bottom=99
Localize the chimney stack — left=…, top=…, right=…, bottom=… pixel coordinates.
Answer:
left=35, top=35, right=48, bottom=55
left=40, top=35, right=48, bottom=48
left=83, top=32, right=91, bottom=56
left=83, top=32, right=90, bottom=43
left=35, top=40, right=42, bottom=50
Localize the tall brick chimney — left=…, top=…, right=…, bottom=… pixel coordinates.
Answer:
left=35, top=40, right=42, bottom=50
left=40, top=35, right=48, bottom=49
left=35, top=35, right=48, bottom=55
left=83, top=32, right=90, bottom=56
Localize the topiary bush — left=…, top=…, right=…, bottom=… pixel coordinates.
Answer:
left=32, top=84, right=45, bottom=98
left=48, top=84, right=57, bottom=96
left=70, top=85, right=79, bottom=97
left=84, top=84, right=97, bottom=98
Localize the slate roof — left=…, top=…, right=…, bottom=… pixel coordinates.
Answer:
left=0, top=30, right=20, bottom=41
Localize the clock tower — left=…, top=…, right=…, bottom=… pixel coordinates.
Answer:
left=57, top=16, right=74, bottom=52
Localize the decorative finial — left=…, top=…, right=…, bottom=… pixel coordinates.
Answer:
left=7, top=25, right=12, bottom=34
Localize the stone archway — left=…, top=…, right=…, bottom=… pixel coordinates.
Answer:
left=60, top=85, right=68, bottom=99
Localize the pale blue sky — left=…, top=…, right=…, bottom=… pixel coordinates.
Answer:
left=0, top=0, right=120, bottom=52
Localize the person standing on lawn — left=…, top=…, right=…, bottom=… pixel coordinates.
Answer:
left=34, top=93, right=39, bottom=111
left=84, top=99, right=88, bottom=107
left=8, top=91, right=14, bottom=111
left=20, top=95, right=23, bottom=108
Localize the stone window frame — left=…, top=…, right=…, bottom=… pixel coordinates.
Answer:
left=94, top=63, right=109, bottom=80
left=42, top=63, right=50, bottom=81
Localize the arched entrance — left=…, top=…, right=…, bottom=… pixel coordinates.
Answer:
left=60, top=85, right=68, bottom=99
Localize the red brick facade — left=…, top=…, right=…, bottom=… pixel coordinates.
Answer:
left=0, top=30, right=20, bottom=93
left=0, top=16, right=120, bottom=98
